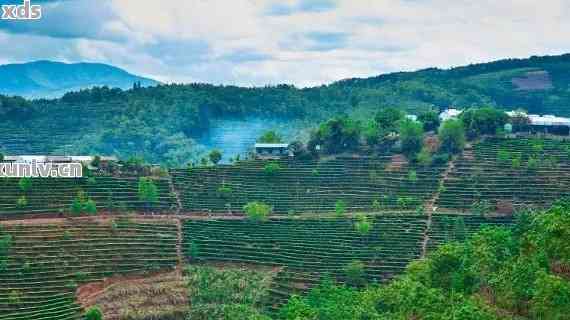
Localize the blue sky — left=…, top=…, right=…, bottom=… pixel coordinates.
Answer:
left=0, top=0, right=569, bottom=87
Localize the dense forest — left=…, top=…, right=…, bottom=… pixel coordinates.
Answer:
left=2, top=53, right=570, bottom=165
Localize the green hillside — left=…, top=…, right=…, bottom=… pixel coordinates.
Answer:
left=1, top=53, right=570, bottom=165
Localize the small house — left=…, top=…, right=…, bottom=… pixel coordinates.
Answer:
left=507, top=111, right=570, bottom=136
left=254, top=143, right=291, bottom=159
left=439, top=108, right=463, bottom=121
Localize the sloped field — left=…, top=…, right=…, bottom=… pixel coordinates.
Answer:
left=172, top=157, right=446, bottom=213
left=0, top=176, right=175, bottom=217
left=437, top=138, right=570, bottom=211
left=0, top=219, right=178, bottom=320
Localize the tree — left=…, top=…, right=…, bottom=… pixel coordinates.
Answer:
left=309, top=115, right=361, bottom=154
left=138, top=177, right=158, bottom=210
left=460, top=107, right=508, bottom=138
left=257, top=130, right=283, bottom=143
left=375, top=107, right=404, bottom=132
left=418, top=110, right=440, bottom=132
left=85, top=306, right=104, bottom=320
left=208, top=149, right=222, bottom=165
left=438, top=119, right=465, bottom=154
left=243, top=201, right=271, bottom=222
left=398, top=119, right=423, bottom=160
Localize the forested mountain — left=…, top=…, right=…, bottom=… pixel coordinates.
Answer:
left=0, top=61, right=158, bottom=98
left=1, top=53, right=570, bottom=166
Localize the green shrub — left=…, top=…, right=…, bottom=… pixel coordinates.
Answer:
left=263, top=162, right=281, bottom=176
left=16, top=196, right=27, bottom=209
left=344, top=260, right=367, bottom=287
left=85, top=306, right=104, bottom=320
left=432, top=153, right=450, bottom=166
left=407, top=170, right=417, bottom=183
left=138, top=177, right=158, bottom=209
left=511, top=154, right=522, bottom=169
left=497, top=149, right=510, bottom=164
left=189, top=241, right=199, bottom=260
left=527, top=156, right=539, bottom=171
left=18, top=177, right=32, bottom=193
left=355, top=214, right=373, bottom=236
left=84, top=199, right=97, bottom=215
left=372, top=199, right=382, bottom=212
left=335, top=200, right=347, bottom=216
left=217, top=185, right=233, bottom=199
left=243, top=201, right=272, bottom=222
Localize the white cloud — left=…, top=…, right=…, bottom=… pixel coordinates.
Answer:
left=0, top=0, right=568, bottom=87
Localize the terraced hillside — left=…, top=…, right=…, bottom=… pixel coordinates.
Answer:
left=437, top=138, right=570, bottom=211
left=427, top=214, right=515, bottom=252
left=0, top=176, right=175, bottom=217
left=182, top=216, right=427, bottom=310
left=172, top=157, right=446, bottom=213
left=0, top=219, right=178, bottom=320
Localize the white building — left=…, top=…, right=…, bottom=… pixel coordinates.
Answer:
left=254, top=143, right=291, bottom=159
left=439, top=108, right=463, bottom=121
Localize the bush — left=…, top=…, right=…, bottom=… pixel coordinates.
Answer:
left=335, top=200, right=347, bottom=216
left=527, top=156, right=539, bottom=171
left=417, top=148, right=433, bottom=167
left=243, top=201, right=272, bottom=222
left=355, top=214, right=373, bottom=236
left=407, top=170, right=417, bottom=183
left=16, top=196, right=27, bottom=209
left=263, top=162, right=281, bottom=176
left=344, top=260, right=367, bottom=287
left=84, top=199, right=97, bottom=215
left=497, top=149, right=510, bottom=165
left=138, top=177, right=158, bottom=209
left=432, top=153, right=450, bottom=166
left=18, top=177, right=32, bottom=193
left=85, top=306, right=104, bottom=320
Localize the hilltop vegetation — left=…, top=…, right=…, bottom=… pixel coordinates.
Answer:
left=2, top=54, right=570, bottom=165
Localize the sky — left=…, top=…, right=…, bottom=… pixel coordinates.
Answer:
left=0, top=0, right=569, bottom=87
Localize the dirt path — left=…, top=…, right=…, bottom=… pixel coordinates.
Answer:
left=175, top=218, right=184, bottom=272
left=421, top=153, right=458, bottom=258
left=168, top=176, right=183, bottom=215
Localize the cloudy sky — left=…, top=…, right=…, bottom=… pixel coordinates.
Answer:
left=1, top=0, right=569, bottom=87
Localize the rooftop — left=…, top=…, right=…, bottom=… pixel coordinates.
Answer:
left=254, top=143, right=290, bottom=148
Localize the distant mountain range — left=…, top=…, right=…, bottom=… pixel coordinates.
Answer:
left=0, top=60, right=159, bottom=98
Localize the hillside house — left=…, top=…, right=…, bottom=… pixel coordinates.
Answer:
left=254, top=143, right=291, bottom=159
left=507, top=111, right=570, bottom=136
left=439, top=108, right=463, bottom=121
left=3, top=155, right=118, bottom=164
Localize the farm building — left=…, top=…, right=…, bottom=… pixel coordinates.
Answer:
left=507, top=111, right=570, bottom=135
left=254, top=143, right=291, bottom=159
left=3, top=155, right=118, bottom=164
left=439, top=108, right=463, bottom=121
